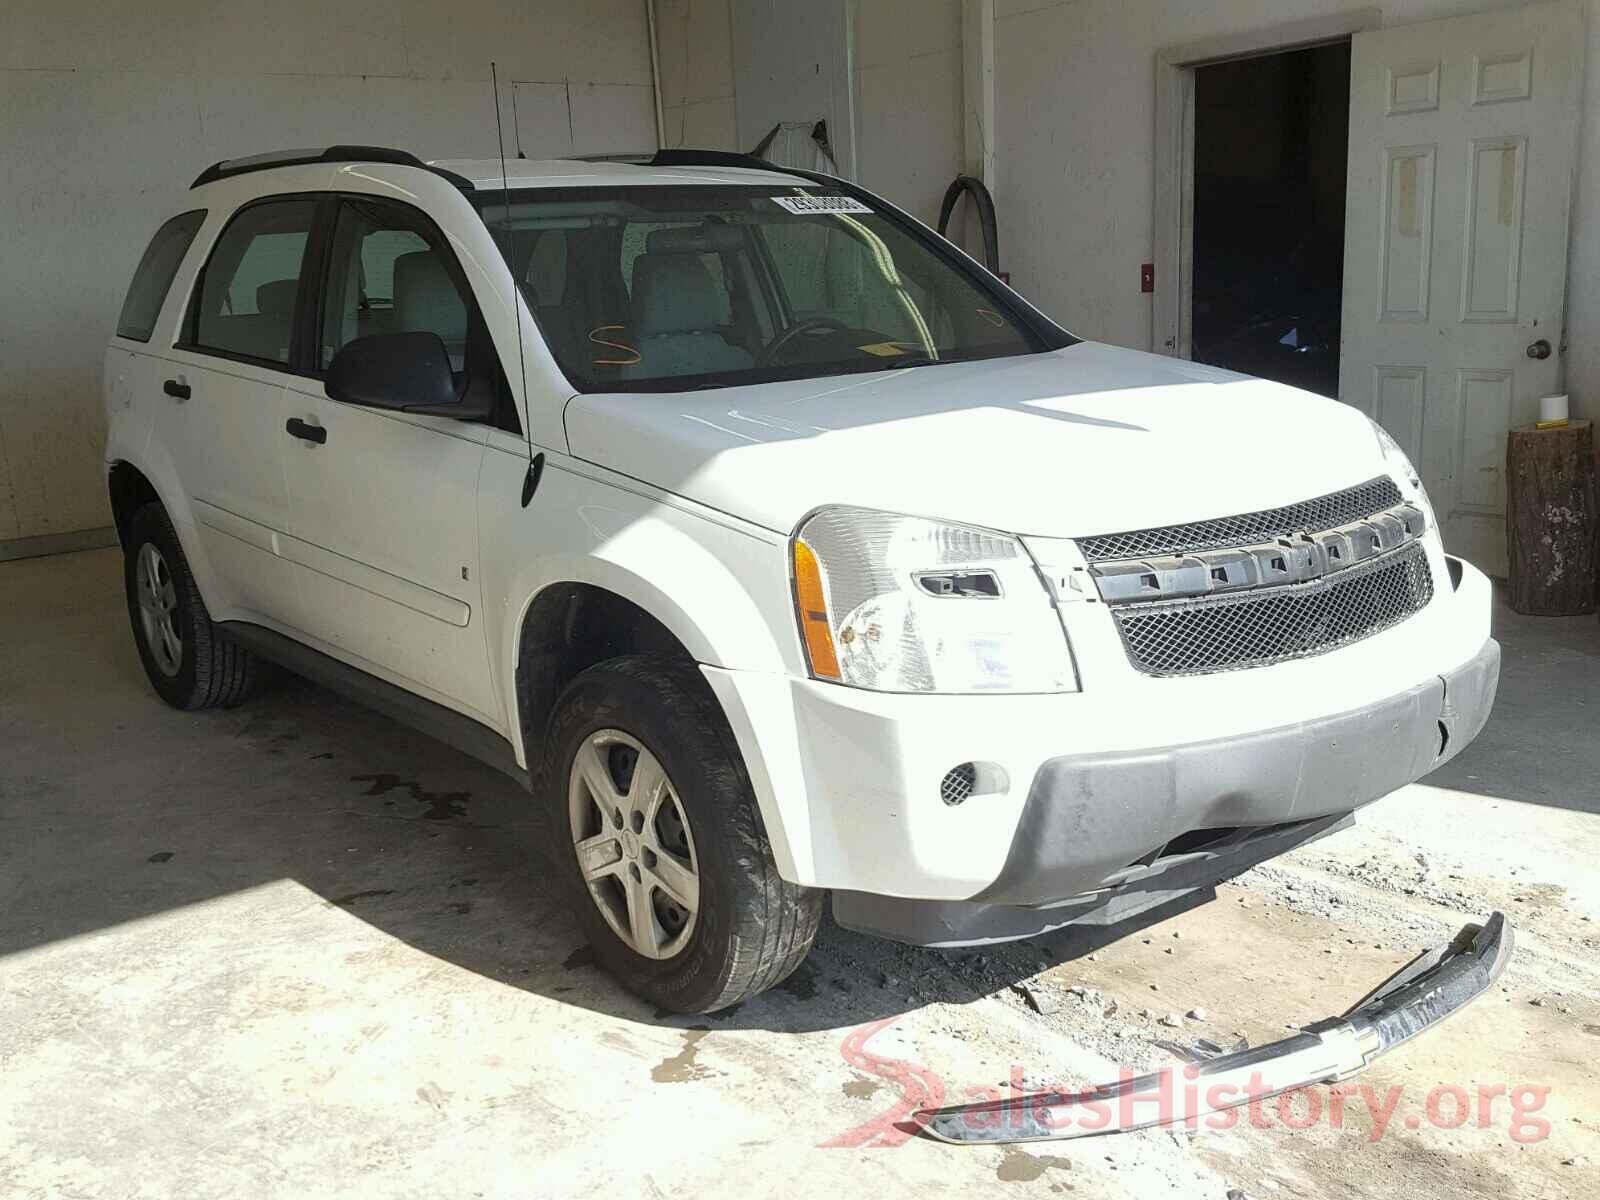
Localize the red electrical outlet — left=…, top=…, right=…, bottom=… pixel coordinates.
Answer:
left=1140, top=263, right=1155, bottom=293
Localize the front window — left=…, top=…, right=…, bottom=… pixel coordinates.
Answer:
left=473, top=185, right=1054, bottom=391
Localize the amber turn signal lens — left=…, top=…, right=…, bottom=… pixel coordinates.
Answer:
left=792, top=539, right=841, bottom=679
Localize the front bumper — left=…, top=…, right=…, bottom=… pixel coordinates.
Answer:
left=703, top=552, right=1497, bottom=910
left=920, top=911, right=1514, bottom=1143
left=834, top=635, right=1499, bottom=945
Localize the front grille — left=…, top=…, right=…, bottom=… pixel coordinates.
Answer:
left=1077, top=477, right=1403, bottom=563
left=1113, top=541, right=1433, bottom=676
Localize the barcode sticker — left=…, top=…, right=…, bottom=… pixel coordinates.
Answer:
left=770, top=194, right=873, bottom=215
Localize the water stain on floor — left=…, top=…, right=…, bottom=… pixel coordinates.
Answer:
left=776, top=963, right=818, bottom=1000
left=996, top=1144, right=1073, bottom=1183
left=350, top=773, right=469, bottom=821
left=651, top=1029, right=715, bottom=1083
left=842, top=1077, right=879, bottom=1100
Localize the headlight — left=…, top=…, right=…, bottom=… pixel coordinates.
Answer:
left=1370, top=417, right=1433, bottom=517
left=790, top=506, right=1077, bottom=693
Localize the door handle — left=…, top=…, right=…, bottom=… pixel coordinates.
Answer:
left=1527, top=338, right=1553, bottom=360
left=285, top=417, right=327, bottom=444
left=163, top=379, right=191, bottom=400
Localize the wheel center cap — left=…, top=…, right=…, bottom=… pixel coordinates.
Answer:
left=622, top=830, right=641, bottom=859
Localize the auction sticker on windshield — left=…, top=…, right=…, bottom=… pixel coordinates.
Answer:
left=771, top=194, right=874, bottom=215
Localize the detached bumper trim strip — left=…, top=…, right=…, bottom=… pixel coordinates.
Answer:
left=919, top=912, right=1513, bottom=1144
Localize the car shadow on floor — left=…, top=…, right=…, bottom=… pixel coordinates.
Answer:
left=4, top=636, right=1212, bottom=1037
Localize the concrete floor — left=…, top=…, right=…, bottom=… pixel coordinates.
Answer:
left=2, top=548, right=1597, bottom=1198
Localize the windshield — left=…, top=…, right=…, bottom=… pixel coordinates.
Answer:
left=472, top=184, right=1061, bottom=392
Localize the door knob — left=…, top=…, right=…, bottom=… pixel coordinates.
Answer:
left=1527, top=338, right=1553, bottom=360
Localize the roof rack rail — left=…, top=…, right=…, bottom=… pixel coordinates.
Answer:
left=190, top=145, right=475, bottom=192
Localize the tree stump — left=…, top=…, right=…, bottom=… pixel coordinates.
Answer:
left=1505, top=419, right=1596, bottom=615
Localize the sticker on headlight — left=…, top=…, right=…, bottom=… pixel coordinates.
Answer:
left=770, top=194, right=874, bottom=215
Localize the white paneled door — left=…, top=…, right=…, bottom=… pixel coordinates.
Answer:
left=1340, top=0, right=1583, bottom=576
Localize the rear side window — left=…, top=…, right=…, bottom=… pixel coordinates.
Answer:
left=116, top=210, right=206, bottom=342
left=188, top=198, right=318, bottom=366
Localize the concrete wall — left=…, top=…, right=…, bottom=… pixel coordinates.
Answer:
left=990, top=0, right=1600, bottom=414
left=0, top=0, right=672, bottom=546
left=12, top=0, right=1598, bottom=546
left=657, top=0, right=741, bottom=150
left=853, top=0, right=966, bottom=228
left=723, top=0, right=1599, bottom=413
left=723, top=0, right=965, bottom=226
left=731, top=0, right=858, bottom=175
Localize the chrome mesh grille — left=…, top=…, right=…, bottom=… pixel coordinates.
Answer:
left=1077, top=477, right=1403, bottom=563
left=1112, top=542, right=1433, bottom=676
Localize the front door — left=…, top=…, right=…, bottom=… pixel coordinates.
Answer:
left=1339, top=0, right=1583, bottom=575
left=278, top=195, right=501, bottom=728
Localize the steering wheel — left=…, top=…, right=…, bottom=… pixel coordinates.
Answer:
left=759, top=316, right=852, bottom=365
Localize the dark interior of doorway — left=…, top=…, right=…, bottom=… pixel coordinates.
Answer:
left=1191, top=41, right=1351, bottom=399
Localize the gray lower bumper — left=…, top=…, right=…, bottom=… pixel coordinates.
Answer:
left=833, top=637, right=1500, bottom=947
left=921, top=912, right=1513, bottom=1143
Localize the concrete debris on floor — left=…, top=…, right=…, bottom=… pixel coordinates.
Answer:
left=2, top=548, right=1597, bottom=1198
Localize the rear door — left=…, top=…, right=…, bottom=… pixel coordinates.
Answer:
left=1339, top=0, right=1583, bottom=574
left=156, top=197, right=317, bottom=623
left=277, top=194, right=501, bottom=726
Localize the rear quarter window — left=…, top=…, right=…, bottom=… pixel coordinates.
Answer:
left=116, top=210, right=207, bottom=342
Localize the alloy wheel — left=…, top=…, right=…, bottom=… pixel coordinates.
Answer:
left=135, top=542, right=182, bottom=677
left=568, top=729, right=700, bottom=960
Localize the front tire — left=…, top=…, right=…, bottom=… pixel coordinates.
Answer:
left=123, top=502, right=258, bottom=710
left=546, top=655, right=821, bottom=1013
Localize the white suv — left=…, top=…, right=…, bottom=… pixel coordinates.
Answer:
left=104, top=146, right=1498, bottom=1013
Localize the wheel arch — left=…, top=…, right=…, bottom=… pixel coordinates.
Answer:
left=503, top=542, right=807, bottom=866
left=107, top=460, right=163, bottom=548
left=106, top=454, right=230, bottom=620
left=511, top=578, right=697, bottom=779
left=503, top=527, right=796, bottom=750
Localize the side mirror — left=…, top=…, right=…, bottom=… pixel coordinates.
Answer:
left=325, top=332, right=487, bottom=419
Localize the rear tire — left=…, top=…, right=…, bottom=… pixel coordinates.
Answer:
left=123, top=502, right=258, bottom=710
left=545, top=654, right=821, bottom=1013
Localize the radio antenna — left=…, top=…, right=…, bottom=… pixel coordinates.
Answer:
left=491, top=62, right=542, bottom=507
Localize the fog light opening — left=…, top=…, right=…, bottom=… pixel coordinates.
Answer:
left=939, top=761, right=1009, bottom=806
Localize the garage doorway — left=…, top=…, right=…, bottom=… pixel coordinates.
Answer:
left=1190, top=42, right=1350, bottom=398
left=1151, top=12, right=1380, bottom=382
left=1157, top=3, right=1583, bottom=577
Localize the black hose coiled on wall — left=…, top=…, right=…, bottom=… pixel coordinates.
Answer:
left=937, top=175, right=999, bottom=275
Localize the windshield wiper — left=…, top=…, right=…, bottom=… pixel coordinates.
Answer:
left=882, top=355, right=946, bottom=370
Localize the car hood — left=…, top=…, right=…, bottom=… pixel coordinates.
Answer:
left=562, top=342, right=1387, bottom=539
